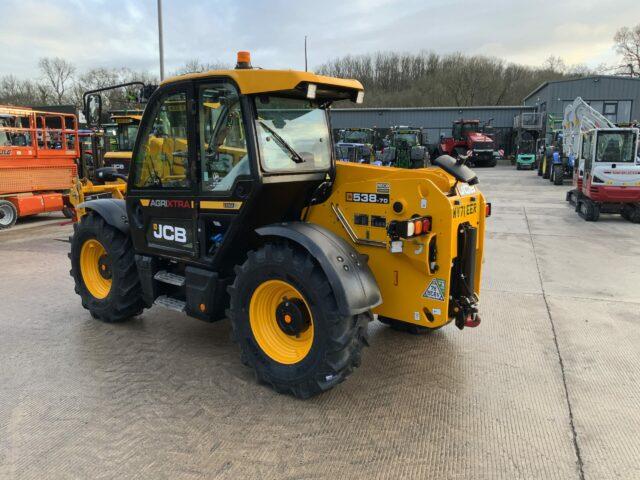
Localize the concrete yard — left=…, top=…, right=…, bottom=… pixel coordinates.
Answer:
left=1, top=164, right=639, bottom=479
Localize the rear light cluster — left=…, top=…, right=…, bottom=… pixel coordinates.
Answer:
left=388, top=216, right=432, bottom=239
left=485, top=203, right=492, bottom=217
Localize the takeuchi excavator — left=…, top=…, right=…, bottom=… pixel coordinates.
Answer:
left=564, top=97, right=640, bottom=222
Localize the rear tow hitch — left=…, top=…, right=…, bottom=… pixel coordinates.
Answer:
left=453, top=297, right=480, bottom=329
left=464, top=313, right=481, bottom=328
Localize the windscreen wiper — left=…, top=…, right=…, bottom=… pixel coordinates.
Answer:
left=259, top=121, right=305, bottom=163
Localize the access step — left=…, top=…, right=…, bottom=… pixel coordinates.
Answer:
left=154, top=270, right=185, bottom=287
left=154, top=295, right=186, bottom=313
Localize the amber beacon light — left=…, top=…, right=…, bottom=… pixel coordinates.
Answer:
left=236, top=51, right=252, bottom=69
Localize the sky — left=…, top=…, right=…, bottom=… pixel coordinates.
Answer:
left=2, top=0, right=639, bottom=79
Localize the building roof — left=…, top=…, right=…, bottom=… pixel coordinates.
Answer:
left=523, top=75, right=640, bottom=102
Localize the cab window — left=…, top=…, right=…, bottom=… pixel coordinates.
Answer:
left=255, top=96, right=331, bottom=173
left=132, top=91, right=189, bottom=189
left=581, top=133, right=592, bottom=160
left=199, top=84, right=249, bottom=192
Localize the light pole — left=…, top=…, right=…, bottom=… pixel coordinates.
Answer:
left=157, top=0, right=165, bottom=80
left=304, top=35, right=308, bottom=72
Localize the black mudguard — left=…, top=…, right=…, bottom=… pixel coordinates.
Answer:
left=78, top=199, right=129, bottom=234
left=256, top=222, right=382, bottom=316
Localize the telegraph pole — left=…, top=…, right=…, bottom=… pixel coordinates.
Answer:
left=304, top=36, right=308, bottom=72
left=157, top=0, right=165, bottom=80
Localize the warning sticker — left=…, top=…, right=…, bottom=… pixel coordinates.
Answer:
left=423, top=278, right=446, bottom=301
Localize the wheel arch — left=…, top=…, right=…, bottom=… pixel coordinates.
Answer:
left=255, top=222, right=382, bottom=316
left=78, top=198, right=129, bottom=234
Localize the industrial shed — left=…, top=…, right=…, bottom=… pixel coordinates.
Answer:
left=523, top=76, right=640, bottom=124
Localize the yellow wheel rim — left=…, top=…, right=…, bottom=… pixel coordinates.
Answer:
left=80, top=238, right=112, bottom=300
left=249, top=279, right=314, bottom=365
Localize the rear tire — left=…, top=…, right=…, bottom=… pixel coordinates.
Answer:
left=0, top=200, right=18, bottom=230
left=69, top=212, right=144, bottom=322
left=228, top=242, right=370, bottom=399
left=542, top=159, right=550, bottom=179
left=553, top=164, right=564, bottom=185
left=62, top=206, right=75, bottom=219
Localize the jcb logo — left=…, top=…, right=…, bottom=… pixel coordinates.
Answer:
left=152, top=224, right=187, bottom=243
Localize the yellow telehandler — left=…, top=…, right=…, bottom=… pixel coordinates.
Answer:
left=69, top=52, right=489, bottom=398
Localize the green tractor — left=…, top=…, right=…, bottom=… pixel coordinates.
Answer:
left=335, top=128, right=377, bottom=163
left=381, top=126, right=428, bottom=168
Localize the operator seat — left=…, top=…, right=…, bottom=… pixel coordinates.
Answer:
left=602, top=140, right=620, bottom=163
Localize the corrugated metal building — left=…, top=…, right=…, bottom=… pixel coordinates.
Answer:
left=523, top=76, right=640, bottom=124
left=330, top=105, right=535, bottom=152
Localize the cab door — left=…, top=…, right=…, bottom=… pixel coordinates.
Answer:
left=192, top=81, right=257, bottom=269
left=126, top=82, right=200, bottom=260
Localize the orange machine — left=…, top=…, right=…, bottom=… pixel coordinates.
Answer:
left=0, top=105, right=78, bottom=229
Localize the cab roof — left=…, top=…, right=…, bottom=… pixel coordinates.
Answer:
left=111, top=114, right=143, bottom=122
left=161, top=69, right=364, bottom=97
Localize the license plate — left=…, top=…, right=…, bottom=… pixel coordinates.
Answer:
left=457, top=183, right=477, bottom=196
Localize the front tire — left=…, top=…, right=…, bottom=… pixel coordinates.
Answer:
left=228, top=242, right=369, bottom=398
left=0, top=199, right=18, bottom=230
left=69, top=212, right=144, bottom=322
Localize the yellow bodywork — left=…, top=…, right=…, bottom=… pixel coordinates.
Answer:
left=162, top=69, right=363, bottom=96
left=307, top=163, right=486, bottom=329
left=104, top=151, right=133, bottom=161
left=69, top=176, right=127, bottom=219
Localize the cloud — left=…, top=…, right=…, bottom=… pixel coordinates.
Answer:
left=1, top=0, right=638, bottom=80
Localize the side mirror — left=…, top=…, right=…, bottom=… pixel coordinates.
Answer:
left=95, top=166, right=127, bottom=183
left=433, top=154, right=478, bottom=185
left=85, top=94, right=102, bottom=128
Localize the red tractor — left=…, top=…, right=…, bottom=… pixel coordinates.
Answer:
left=438, top=119, right=497, bottom=167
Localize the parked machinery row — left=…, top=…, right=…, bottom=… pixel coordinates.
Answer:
left=335, top=119, right=500, bottom=170
left=514, top=97, right=640, bottom=223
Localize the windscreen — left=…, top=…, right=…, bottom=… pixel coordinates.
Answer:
left=255, top=96, right=332, bottom=173
left=395, top=133, right=418, bottom=145
left=595, top=131, right=638, bottom=163
left=117, top=124, right=139, bottom=151
left=343, top=130, right=372, bottom=144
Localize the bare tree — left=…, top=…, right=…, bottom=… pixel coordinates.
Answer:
left=543, top=55, right=566, bottom=73
left=318, top=51, right=580, bottom=108
left=38, top=57, right=76, bottom=104
left=614, top=24, right=640, bottom=77
left=0, top=75, right=51, bottom=106
left=72, top=67, right=158, bottom=113
left=173, top=59, right=229, bottom=75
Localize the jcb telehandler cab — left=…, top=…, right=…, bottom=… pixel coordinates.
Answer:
left=70, top=52, right=488, bottom=398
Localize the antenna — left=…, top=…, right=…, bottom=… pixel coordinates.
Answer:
left=304, top=36, right=308, bottom=72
